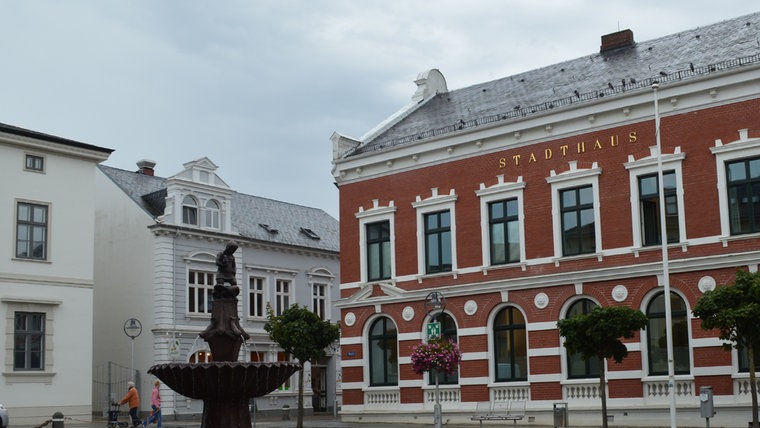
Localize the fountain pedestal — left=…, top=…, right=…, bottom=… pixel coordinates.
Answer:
left=149, top=297, right=300, bottom=428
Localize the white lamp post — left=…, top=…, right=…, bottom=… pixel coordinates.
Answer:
left=425, top=292, right=446, bottom=428
left=653, top=82, right=677, bottom=428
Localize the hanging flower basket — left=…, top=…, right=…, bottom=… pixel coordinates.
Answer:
left=410, top=338, right=462, bottom=375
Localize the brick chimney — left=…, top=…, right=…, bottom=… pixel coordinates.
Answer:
left=600, top=29, right=634, bottom=53
left=136, top=159, right=156, bottom=176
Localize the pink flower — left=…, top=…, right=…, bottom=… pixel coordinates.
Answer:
left=409, top=338, right=462, bottom=375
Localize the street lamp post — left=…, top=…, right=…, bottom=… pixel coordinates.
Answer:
left=123, top=318, right=142, bottom=381
left=425, top=292, right=446, bottom=428
left=653, top=82, right=677, bottom=428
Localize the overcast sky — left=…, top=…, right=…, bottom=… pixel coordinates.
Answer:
left=2, top=1, right=757, bottom=219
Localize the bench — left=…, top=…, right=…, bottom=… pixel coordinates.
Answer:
left=470, top=400, right=526, bottom=427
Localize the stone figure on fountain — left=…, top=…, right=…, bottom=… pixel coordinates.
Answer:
left=214, top=241, right=239, bottom=298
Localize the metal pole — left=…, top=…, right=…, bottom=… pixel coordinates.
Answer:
left=653, top=82, right=677, bottom=428
left=434, top=369, right=442, bottom=428
left=131, top=337, right=135, bottom=381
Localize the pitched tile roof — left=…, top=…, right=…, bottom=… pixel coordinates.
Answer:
left=99, top=164, right=339, bottom=253
left=347, top=12, right=760, bottom=157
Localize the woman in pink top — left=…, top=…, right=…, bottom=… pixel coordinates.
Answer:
left=143, top=380, right=161, bottom=427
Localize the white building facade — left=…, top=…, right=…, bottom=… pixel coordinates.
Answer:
left=0, top=123, right=112, bottom=425
left=94, top=157, right=340, bottom=419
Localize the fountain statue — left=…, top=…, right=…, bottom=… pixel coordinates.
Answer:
left=149, top=242, right=301, bottom=428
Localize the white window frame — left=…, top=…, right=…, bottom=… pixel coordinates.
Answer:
left=182, top=195, right=199, bottom=226
left=546, top=161, right=602, bottom=261
left=204, top=199, right=221, bottom=229
left=247, top=275, right=267, bottom=319
left=624, top=146, right=687, bottom=251
left=356, top=200, right=397, bottom=283
left=412, top=189, right=458, bottom=277
left=275, top=278, right=292, bottom=316
left=639, top=288, right=694, bottom=380
left=710, top=129, right=760, bottom=240
left=308, top=267, right=335, bottom=321
left=476, top=175, right=527, bottom=268
left=187, top=269, right=215, bottom=316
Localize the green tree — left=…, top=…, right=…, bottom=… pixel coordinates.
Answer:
left=693, top=269, right=760, bottom=428
left=265, top=304, right=340, bottom=428
left=557, top=305, right=648, bottom=428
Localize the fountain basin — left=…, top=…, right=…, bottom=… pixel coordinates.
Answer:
left=148, top=361, right=301, bottom=399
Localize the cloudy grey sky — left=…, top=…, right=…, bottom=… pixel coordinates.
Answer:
left=1, top=1, right=757, bottom=219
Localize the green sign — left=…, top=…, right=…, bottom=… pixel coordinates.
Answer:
left=427, top=322, right=441, bottom=340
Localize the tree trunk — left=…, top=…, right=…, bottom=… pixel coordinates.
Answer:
left=297, top=368, right=305, bottom=428
left=599, top=356, right=608, bottom=428
left=750, top=344, right=758, bottom=428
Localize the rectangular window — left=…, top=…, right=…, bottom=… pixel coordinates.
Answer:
left=489, top=199, right=520, bottom=264
left=313, top=283, right=326, bottom=320
left=25, top=154, right=44, bottom=171
left=727, top=157, right=760, bottom=235
left=639, top=171, right=679, bottom=245
left=275, top=279, right=291, bottom=316
left=16, top=202, right=48, bottom=260
left=14, top=312, right=45, bottom=370
left=366, top=221, right=391, bottom=281
left=560, top=186, right=595, bottom=256
left=248, top=276, right=265, bottom=318
left=188, top=270, right=214, bottom=314
left=424, top=210, right=452, bottom=274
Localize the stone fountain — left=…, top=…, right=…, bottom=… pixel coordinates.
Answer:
left=149, top=242, right=300, bottom=428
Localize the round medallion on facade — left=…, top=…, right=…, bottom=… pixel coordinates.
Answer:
left=612, top=284, right=628, bottom=302
left=534, top=292, right=549, bottom=309
left=464, top=300, right=478, bottom=316
left=344, top=312, right=356, bottom=327
left=402, top=306, right=415, bottom=321
left=698, top=276, right=717, bottom=293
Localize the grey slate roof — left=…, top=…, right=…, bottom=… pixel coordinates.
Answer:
left=99, top=164, right=339, bottom=253
left=348, top=12, right=760, bottom=157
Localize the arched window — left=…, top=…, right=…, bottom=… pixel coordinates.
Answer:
left=429, top=312, right=458, bottom=385
left=565, top=298, right=600, bottom=379
left=493, top=306, right=527, bottom=381
left=205, top=199, right=220, bottom=229
left=182, top=195, right=198, bottom=225
left=647, top=292, right=690, bottom=375
left=368, top=317, right=398, bottom=386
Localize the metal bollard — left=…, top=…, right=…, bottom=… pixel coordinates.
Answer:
left=52, top=411, right=65, bottom=428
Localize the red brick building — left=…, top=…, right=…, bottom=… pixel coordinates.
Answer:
left=331, top=13, right=760, bottom=426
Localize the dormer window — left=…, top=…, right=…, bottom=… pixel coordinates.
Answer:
left=182, top=195, right=198, bottom=225
left=260, top=224, right=279, bottom=234
left=300, top=227, right=320, bottom=240
left=205, top=200, right=220, bottom=229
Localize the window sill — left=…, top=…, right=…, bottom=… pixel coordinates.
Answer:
left=631, top=241, right=689, bottom=257
left=552, top=252, right=604, bottom=267
left=720, top=232, right=760, bottom=247
left=416, top=271, right=458, bottom=283
left=481, top=262, right=527, bottom=275
left=3, top=371, right=56, bottom=384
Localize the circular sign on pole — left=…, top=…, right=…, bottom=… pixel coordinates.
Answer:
left=124, top=318, right=142, bottom=339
